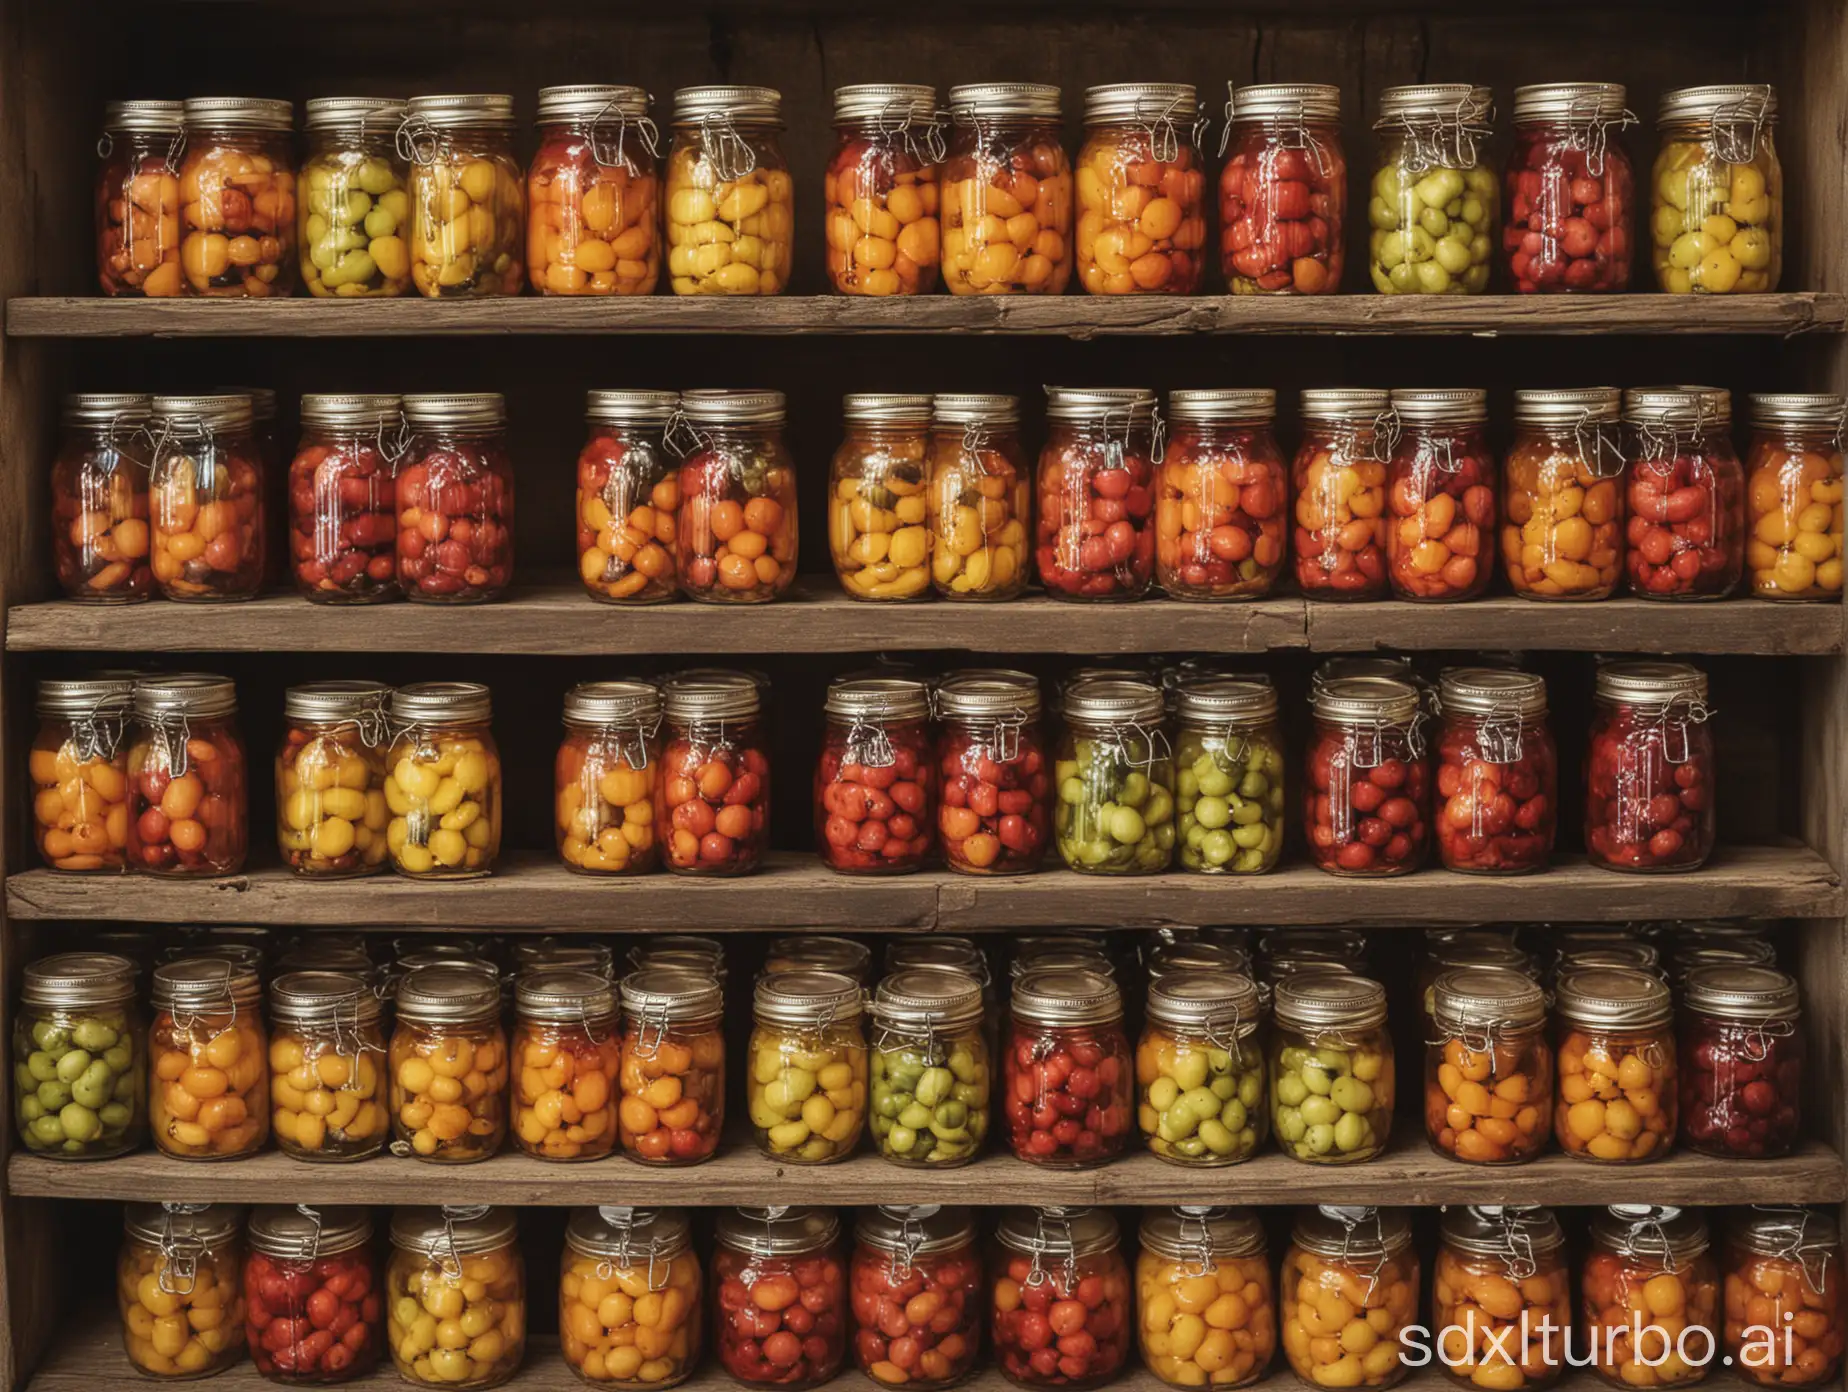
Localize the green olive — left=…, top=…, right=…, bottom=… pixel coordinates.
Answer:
left=1369, top=157, right=1497, bottom=295
left=870, top=1030, right=988, bottom=1164
left=1176, top=729, right=1284, bottom=875
left=14, top=1009, right=141, bottom=1157
left=1269, top=1027, right=1392, bottom=1164
left=1055, top=735, right=1174, bottom=876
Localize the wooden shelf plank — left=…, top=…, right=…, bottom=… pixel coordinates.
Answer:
left=6, top=846, right=1839, bottom=929
left=7, top=294, right=1845, bottom=339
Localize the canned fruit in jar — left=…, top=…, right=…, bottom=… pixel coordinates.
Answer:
left=618, top=1025, right=723, bottom=1163
left=1434, top=722, right=1556, bottom=876
left=928, top=440, right=1029, bottom=600
left=245, top=1247, right=383, bottom=1380
left=1424, top=1035, right=1551, bottom=1164
left=1724, top=1250, right=1843, bottom=1387
left=1651, top=144, right=1780, bottom=294
left=1625, top=451, right=1744, bottom=599
left=1037, top=433, right=1157, bottom=600
left=1584, top=700, right=1714, bottom=873
left=826, top=139, right=940, bottom=296
left=714, top=1246, right=848, bottom=1386
left=1281, top=1245, right=1418, bottom=1387
left=152, top=1010, right=269, bottom=1159
left=1431, top=1245, right=1570, bottom=1390
left=128, top=724, right=248, bottom=876
left=1220, top=141, right=1346, bottom=295
left=512, top=1023, right=622, bottom=1161
left=560, top=1248, right=700, bottom=1385
left=409, top=156, right=526, bottom=297
left=1076, top=128, right=1207, bottom=295
left=31, top=736, right=132, bottom=872
left=99, top=148, right=184, bottom=297
left=1156, top=441, right=1288, bottom=599
left=1504, top=128, right=1634, bottom=293
left=1556, top=1028, right=1675, bottom=1162
left=531, top=144, right=660, bottom=297
left=1005, top=1022, right=1135, bottom=1166
left=270, top=1030, right=386, bottom=1161
left=119, top=1236, right=247, bottom=1377
left=1176, top=731, right=1285, bottom=875
left=578, top=435, right=677, bottom=604
left=150, top=447, right=265, bottom=600
left=1271, top=1039, right=1393, bottom=1163
left=301, top=155, right=411, bottom=297
left=1387, top=437, right=1496, bottom=602
left=1137, top=1249, right=1275, bottom=1389
left=180, top=141, right=297, bottom=297
left=1502, top=443, right=1624, bottom=599
left=289, top=436, right=398, bottom=602
left=394, top=444, right=514, bottom=603
left=659, top=734, right=769, bottom=876
left=386, top=1243, right=526, bottom=1386
left=831, top=449, right=932, bottom=602
left=53, top=435, right=153, bottom=601
left=384, top=736, right=501, bottom=877
left=389, top=1025, right=508, bottom=1162
left=278, top=726, right=390, bottom=876
left=1137, top=1028, right=1265, bottom=1164
left=938, top=725, right=1049, bottom=875
left=1304, top=726, right=1430, bottom=877
left=676, top=454, right=798, bottom=603
left=869, top=1031, right=990, bottom=1165
left=1369, top=163, right=1496, bottom=295
left=992, top=1249, right=1132, bottom=1386
left=14, top=1007, right=143, bottom=1155
left=666, top=157, right=794, bottom=296
left=1747, top=441, right=1843, bottom=599
left=851, top=1240, right=981, bottom=1385
left=942, top=139, right=1073, bottom=295
left=1581, top=1252, right=1718, bottom=1387
left=1680, top=1014, right=1801, bottom=1158
left=1294, top=442, right=1389, bottom=599
left=1054, top=740, right=1175, bottom=875
left=557, top=732, right=659, bottom=875
left=748, top=1028, right=867, bottom=1163
left=816, top=723, right=934, bottom=874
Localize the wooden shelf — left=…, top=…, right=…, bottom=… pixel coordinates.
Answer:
left=6, top=845, right=1838, bottom=929
left=6, top=585, right=1838, bottom=657
left=7, top=293, right=1844, bottom=339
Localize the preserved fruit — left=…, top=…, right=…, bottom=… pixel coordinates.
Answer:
left=1433, top=668, right=1556, bottom=875
left=401, top=94, right=525, bottom=297
left=1746, top=393, right=1844, bottom=600
left=1158, top=389, right=1287, bottom=600
left=1652, top=85, right=1781, bottom=294
left=1369, top=85, right=1496, bottom=295
left=1623, top=386, right=1743, bottom=600
left=1585, top=662, right=1715, bottom=873
left=530, top=86, right=660, bottom=297
left=1270, top=973, right=1393, bottom=1164
left=827, top=85, right=941, bottom=296
left=577, top=390, right=680, bottom=603
left=1504, top=84, right=1635, bottom=293
left=1387, top=388, right=1495, bottom=602
left=942, top=84, right=1072, bottom=295
left=1037, top=387, right=1159, bottom=601
left=301, top=97, right=411, bottom=297
left=96, top=101, right=185, bottom=297
left=1424, top=967, right=1552, bottom=1164
left=1076, top=84, right=1207, bottom=294
left=1502, top=387, right=1626, bottom=600
left=179, top=97, right=297, bottom=297
left=1220, top=84, right=1344, bottom=294
left=830, top=393, right=933, bottom=600
left=665, top=87, right=792, bottom=295
left=1305, top=676, right=1430, bottom=877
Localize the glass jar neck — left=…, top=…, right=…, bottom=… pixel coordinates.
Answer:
left=189, top=123, right=288, bottom=149
left=311, top=127, right=397, bottom=156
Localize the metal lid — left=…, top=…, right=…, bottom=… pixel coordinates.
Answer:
left=948, top=84, right=1061, bottom=122
left=663, top=672, right=759, bottom=723
left=1231, top=84, right=1340, bottom=123
left=935, top=669, right=1040, bottom=722
left=516, top=968, right=617, bottom=1023
left=1274, top=972, right=1387, bottom=1031
left=825, top=676, right=930, bottom=723
left=679, top=388, right=785, bottom=427
left=1177, top=678, right=1277, bottom=726
left=135, top=673, right=239, bottom=722
left=834, top=84, right=937, bottom=126
left=563, top=680, right=661, bottom=728
left=102, top=100, right=184, bottom=134
left=125, top=1203, right=243, bottom=1248
left=1623, top=386, right=1731, bottom=428
left=1261, top=927, right=1369, bottom=965
left=620, top=967, right=723, bottom=1023
left=1439, top=668, right=1547, bottom=718
left=996, top=1206, right=1118, bottom=1259
left=269, top=971, right=381, bottom=1027
left=22, top=952, right=138, bottom=1010
left=630, top=934, right=724, bottom=969
left=1440, top=1206, right=1566, bottom=1261
left=1044, top=386, right=1158, bottom=426
left=162, top=942, right=267, bottom=976
left=391, top=1205, right=520, bottom=1257
left=1514, top=387, right=1622, bottom=426
left=1428, top=937, right=1535, bottom=978
left=402, top=393, right=506, bottom=429
left=1376, top=84, right=1493, bottom=124
left=285, top=680, right=392, bottom=726
left=1062, top=677, right=1165, bottom=727
left=1084, top=83, right=1197, bottom=126
left=510, top=941, right=614, bottom=977
left=1593, top=1206, right=1709, bottom=1264
left=1670, top=944, right=1775, bottom=987
left=766, top=936, right=872, bottom=981
left=1391, top=387, right=1487, bottom=426
left=1140, top=1206, right=1266, bottom=1262
left=1593, top=661, right=1708, bottom=706
left=672, top=85, right=782, bottom=125
left=1168, top=389, right=1275, bottom=426
left=249, top=1205, right=373, bottom=1260
left=182, top=97, right=294, bottom=131
left=1683, top=965, right=1799, bottom=1021
left=1146, top=971, right=1261, bottom=1037
left=1554, top=966, right=1672, bottom=1029
left=299, top=394, right=403, bottom=431
left=395, top=952, right=497, bottom=991
left=1512, top=83, right=1627, bottom=125
left=587, top=390, right=679, bottom=428
left=1292, top=1206, right=1413, bottom=1260
left=753, top=969, right=863, bottom=1028
left=61, top=392, right=152, bottom=428
left=405, top=94, right=515, bottom=129
left=395, top=965, right=502, bottom=1024
left=151, top=957, right=261, bottom=1012
left=1432, top=967, right=1548, bottom=1033
left=37, top=676, right=135, bottom=720
left=856, top=1205, right=977, bottom=1258
left=873, top=967, right=986, bottom=1031
left=1750, top=393, right=1847, bottom=430
left=304, top=97, right=407, bottom=131
left=1011, top=967, right=1121, bottom=1027
left=1658, top=84, right=1777, bottom=128
left=392, top=681, right=491, bottom=726
left=1313, top=676, right=1421, bottom=725
left=151, top=394, right=253, bottom=431
left=536, top=85, right=650, bottom=124
left=1301, top=388, right=1392, bottom=424
left=715, top=1206, right=839, bottom=1257
left=931, top=394, right=1020, bottom=428
left=566, top=1206, right=693, bottom=1262
left=1729, top=1207, right=1841, bottom=1269
left=843, top=393, right=934, bottom=428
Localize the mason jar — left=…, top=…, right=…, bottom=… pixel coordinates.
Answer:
left=178, top=96, right=296, bottom=296
left=1076, top=83, right=1207, bottom=294
left=748, top=969, right=866, bottom=1163
left=657, top=672, right=770, bottom=875
left=52, top=392, right=154, bottom=602
left=577, top=390, right=680, bottom=604
left=1055, top=678, right=1175, bottom=874
left=1005, top=968, right=1133, bottom=1167
left=673, top=389, right=798, bottom=602
left=1679, top=964, right=1802, bottom=1158
left=665, top=86, right=792, bottom=295
left=559, top=1207, right=700, bottom=1387
left=1386, top=387, right=1497, bottom=602
left=830, top=393, right=934, bottom=600
left=1159, top=388, right=1287, bottom=599
left=1504, top=83, right=1635, bottom=293
left=1434, top=1206, right=1570, bottom=1390
left=942, top=84, right=1071, bottom=295
left=278, top=679, right=393, bottom=876
left=1305, top=675, right=1430, bottom=876
left=127, top=673, right=247, bottom=875
left=268, top=969, right=388, bottom=1162
left=1585, top=661, right=1715, bottom=872
left=1138, top=970, right=1265, bottom=1165
left=96, top=100, right=185, bottom=297
left=992, top=1207, right=1129, bottom=1389
left=397, top=393, right=515, bottom=603
left=1175, top=678, right=1285, bottom=875
left=1369, top=84, right=1497, bottom=294
left=868, top=967, right=990, bottom=1167
left=149, top=957, right=268, bottom=1160
left=1425, top=966, right=1551, bottom=1164
left=1281, top=1207, right=1418, bottom=1389
left=245, top=1204, right=383, bottom=1383
left=827, top=84, right=941, bottom=296
left=1653, top=84, right=1780, bottom=294
left=119, top=1203, right=247, bottom=1377
left=1270, top=973, right=1394, bottom=1164
left=1746, top=392, right=1844, bottom=599
left=1555, top=966, right=1676, bottom=1162
left=149, top=393, right=265, bottom=600
left=1138, top=1206, right=1275, bottom=1389
left=400, top=93, right=525, bottom=296
left=1038, top=386, right=1160, bottom=601
left=511, top=968, right=622, bottom=1161
left=530, top=85, right=661, bottom=296
left=1293, top=388, right=1395, bottom=599
left=1623, top=386, right=1744, bottom=599
left=928, top=394, right=1031, bottom=600
left=386, top=1206, right=526, bottom=1387
left=816, top=676, right=934, bottom=874
left=617, top=969, right=724, bottom=1164
left=31, top=674, right=134, bottom=872
left=557, top=679, right=662, bottom=875
left=14, top=951, right=144, bottom=1157
left=384, top=682, right=502, bottom=878
left=1434, top=667, right=1557, bottom=874
left=1220, top=83, right=1345, bottom=294
left=389, top=964, right=509, bottom=1162
left=851, top=1205, right=982, bottom=1388
left=301, top=96, right=411, bottom=297
left=1724, top=1207, right=1843, bottom=1387
left=935, top=667, right=1048, bottom=874
left=1503, top=386, right=1626, bottom=600
left=1584, top=1206, right=1718, bottom=1388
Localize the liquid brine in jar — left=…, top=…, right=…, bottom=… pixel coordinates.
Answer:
left=400, top=94, right=525, bottom=297
left=1584, top=662, right=1715, bottom=873
left=869, top=967, right=991, bottom=1166
left=657, top=672, right=770, bottom=875
left=665, top=86, right=792, bottom=295
left=53, top=393, right=154, bottom=603
left=300, top=97, right=412, bottom=297
left=1293, top=388, right=1395, bottom=600
left=127, top=674, right=248, bottom=876
left=530, top=85, right=661, bottom=296
left=96, top=100, right=185, bottom=296
left=828, top=84, right=942, bottom=296
left=673, top=389, right=798, bottom=602
left=747, top=969, right=867, bottom=1163
left=397, top=393, right=515, bottom=604
left=1746, top=393, right=1844, bottom=600
left=852, top=1205, right=983, bottom=1387
left=1005, top=968, right=1135, bottom=1167
left=290, top=393, right=404, bottom=603
left=386, top=1206, right=526, bottom=1388
left=1554, top=966, right=1677, bottom=1162
left=713, top=1207, right=848, bottom=1388
left=935, top=668, right=1048, bottom=874
left=179, top=97, right=297, bottom=297
left=1281, top=1207, right=1418, bottom=1388
left=1270, top=973, right=1394, bottom=1164
left=1678, top=965, right=1802, bottom=1159
left=1653, top=85, right=1781, bottom=295
left=1138, top=971, right=1266, bottom=1165
left=278, top=680, right=393, bottom=877
left=119, top=1203, right=248, bottom=1378
left=1038, top=387, right=1160, bottom=601
left=1219, top=84, right=1345, bottom=294
left=1369, top=84, right=1497, bottom=295
left=1504, top=84, right=1636, bottom=293
left=1502, top=387, right=1626, bottom=600
left=1158, top=389, right=1287, bottom=600
left=31, top=675, right=134, bottom=872
left=1077, top=83, right=1208, bottom=295
left=149, top=393, right=265, bottom=600
left=15, top=951, right=145, bottom=1157
left=244, top=1205, right=384, bottom=1382
left=557, top=680, right=662, bottom=875
left=149, top=957, right=269, bottom=1160
left=1583, top=1206, right=1718, bottom=1389
left=1624, top=386, right=1743, bottom=599
left=1387, top=388, right=1496, bottom=602
left=383, top=682, right=502, bottom=878
left=1433, top=1206, right=1572, bottom=1391
left=831, top=393, right=934, bottom=601
left=928, top=394, right=1031, bottom=600
left=1425, top=967, right=1552, bottom=1164
left=1433, top=668, right=1557, bottom=875
left=1055, top=678, right=1175, bottom=875
left=389, top=965, right=509, bottom=1163
left=560, top=1206, right=701, bottom=1387
left=1137, top=1207, right=1275, bottom=1390
left=942, top=84, right=1072, bottom=295
left=578, top=390, right=679, bottom=604
left=1724, top=1207, right=1844, bottom=1387
left=267, top=969, right=389, bottom=1162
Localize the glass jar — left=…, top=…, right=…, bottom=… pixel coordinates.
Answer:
left=1037, top=387, right=1160, bottom=601
left=1585, top=662, right=1715, bottom=872
left=127, top=673, right=247, bottom=875
left=1055, top=679, right=1174, bottom=874
left=1305, top=676, right=1430, bottom=876
left=828, top=84, right=941, bottom=296
left=1653, top=85, right=1780, bottom=294
left=96, top=100, right=185, bottom=296
left=1004, top=968, right=1133, bottom=1167
left=658, top=672, right=769, bottom=875
left=936, top=668, right=1048, bottom=874
left=278, top=680, right=392, bottom=876
left=816, top=677, right=934, bottom=874
left=1504, top=84, right=1635, bottom=293
left=561, top=1206, right=700, bottom=1388
left=53, top=392, right=154, bottom=603
left=148, top=957, right=268, bottom=1159
left=245, top=1205, right=383, bottom=1383
left=764, top=937, right=872, bottom=982
left=387, top=1206, right=526, bottom=1388
left=509, top=969, right=622, bottom=1161
left=1138, top=971, right=1265, bottom=1165
left=288, top=394, right=401, bottom=603
left=1425, top=967, right=1552, bottom=1164
left=1434, top=668, right=1556, bottom=874
left=119, top=1203, right=247, bottom=1378
left=1158, top=389, right=1286, bottom=600
left=1584, top=1206, right=1718, bottom=1388
left=1270, top=973, right=1393, bottom=1164
left=993, top=1207, right=1131, bottom=1389
left=1175, top=678, right=1285, bottom=875
left=178, top=97, right=296, bottom=296
left=1434, top=1206, right=1571, bottom=1391
left=1624, top=386, right=1744, bottom=599
left=712, top=1207, right=847, bottom=1388
left=1503, top=386, right=1626, bottom=600
left=928, top=394, right=1031, bottom=599
left=673, top=389, right=798, bottom=602
left=1293, top=388, right=1395, bottom=599
left=267, top=970, right=387, bottom=1162
left=851, top=1205, right=982, bottom=1387
left=557, top=680, right=662, bottom=875
left=396, top=392, right=514, bottom=603
left=300, top=97, right=411, bottom=297
left=869, top=968, right=990, bottom=1166
left=1726, top=1207, right=1843, bottom=1387
left=617, top=969, right=724, bottom=1164
left=1076, top=83, right=1207, bottom=295
left=388, top=965, right=508, bottom=1162
left=400, top=93, right=524, bottom=297
left=1138, top=1206, right=1275, bottom=1390
left=31, top=675, right=134, bottom=873
left=531, top=85, right=661, bottom=296
left=1555, top=966, right=1677, bottom=1162
left=577, top=390, right=680, bottom=604
left=665, top=86, right=792, bottom=295
left=14, top=951, right=144, bottom=1157
left=1219, top=83, right=1345, bottom=294
left=1747, top=393, right=1844, bottom=600
left=1368, top=85, right=1497, bottom=295
left=941, top=84, right=1071, bottom=295
left=1282, top=1207, right=1417, bottom=1389
left=384, top=682, right=501, bottom=878
left=149, top=393, right=265, bottom=600
left=746, top=970, right=866, bottom=1163
left=1387, top=388, right=1496, bottom=602
left=830, top=393, right=934, bottom=600
left=1679, top=965, right=1802, bottom=1158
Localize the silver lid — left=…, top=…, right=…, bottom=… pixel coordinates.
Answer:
left=396, top=950, right=498, bottom=984
left=151, top=394, right=253, bottom=431
left=134, top=673, right=237, bottom=721
left=516, top=968, right=617, bottom=1023
left=1231, top=84, right=1340, bottom=124
left=285, top=680, right=392, bottom=726
left=1292, top=1206, right=1413, bottom=1260
left=62, top=392, right=152, bottom=428
left=672, top=86, right=782, bottom=126
left=1439, top=668, right=1547, bottom=718
left=1670, top=944, right=1776, bottom=986
left=1514, top=387, right=1622, bottom=426
left=1593, top=1206, right=1709, bottom=1264
left=1178, top=678, right=1277, bottom=725
left=1440, top=1206, right=1566, bottom=1260
left=1658, top=84, right=1777, bottom=129
left=833, top=84, right=937, bottom=126
left=1261, top=927, right=1369, bottom=965
left=1140, top=1206, right=1266, bottom=1262
left=162, top=943, right=266, bottom=974
left=1432, top=967, right=1547, bottom=1032
left=631, top=934, right=723, bottom=968
left=563, top=680, right=661, bottom=728
left=1168, top=389, right=1275, bottom=426
left=1273, top=972, right=1388, bottom=1030
left=1512, top=83, right=1628, bottom=125
left=21, top=952, right=138, bottom=1010
left=1559, top=943, right=1661, bottom=973
left=405, top=94, right=515, bottom=129
left=855, top=1205, right=977, bottom=1258
left=1623, top=386, right=1731, bottom=428
left=402, top=393, right=506, bottom=430
left=510, top=941, right=614, bottom=977
left=753, top=969, right=863, bottom=1028
left=102, top=100, right=184, bottom=134
left=304, top=97, right=407, bottom=132
left=1392, top=387, right=1487, bottom=426
left=679, top=388, right=786, bottom=427
left=395, top=965, right=502, bottom=1024
left=825, top=677, right=930, bottom=723
left=269, top=971, right=381, bottom=1028
left=1146, top=971, right=1260, bottom=1037
left=1044, top=386, right=1158, bottom=426
left=1084, top=83, right=1198, bottom=127
left=1062, top=677, right=1165, bottom=726
left=1011, top=967, right=1122, bottom=1027
left=299, top=394, right=403, bottom=431
left=1593, top=661, right=1707, bottom=707
left=1554, top=966, right=1672, bottom=1029
left=1750, top=393, right=1847, bottom=430
left=125, top=1203, right=243, bottom=1248
left=1428, top=937, right=1534, bottom=977
left=1301, top=388, right=1393, bottom=423
left=663, top=672, right=760, bottom=723
left=874, top=967, right=986, bottom=1030
left=620, top=967, right=723, bottom=1023
left=566, top=1206, right=693, bottom=1262
left=948, top=84, right=1061, bottom=122
left=151, top=957, right=261, bottom=1012
left=536, top=85, right=650, bottom=124
left=392, top=681, right=491, bottom=726
left=587, top=390, right=679, bottom=428
left=37, top=676, right=135, bottom=719
left=1146, top=940, right=1252, bottom=983
left=249, top=1205, right=372, bottom=1259
left=716, top=1206, right=839, bottom=1258
left=391, top=1205, right=519, bottom=1256
left=1313, top=676, right=1420, bottom=725
left=1683, top=965, right=1799, bottom=1021
left=843, top=393, right=934, bottom=428
left=931, top=394, right=1019, bottom=428
left=935, top=669, right=1040, bottom=721
left=1376, top=84, right=1493, bottom=124
left=182, top=97, right=293, bottom=132
left=767, top=936, right=871, bottom=981
left=996, top=1206, right=1118, bottom=1259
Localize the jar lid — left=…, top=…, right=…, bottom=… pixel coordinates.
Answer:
left=36, top=675, right=135, bottom=719
left=299, top=394, right=403, bottom=431
left=102, top=100, right=184, bottom=134
left=1139, top=1206, right=1266, bottom=1262
left=1683, top=965, right=1799, bottom=1020
left=1391, top=387, right=1488, bottom=426
left=1084, top=83, right=1198, bottom=126
left=151, top=394, right=254, bottom=431
left=825, top=676, right=930, bottom=723
left=268, top=970, right=382, bottom=1027
left=563, top=680, right=662, bottom=728
left=935, top=669, right=1041, bottom=721
left=766, top=936, right=873, bottom=981
left=1439, top=668, right=1548, bottom=718
left=394, top=953, right=497, bottom=992
left=1658, top=83, right=1777, bottom=128
left=1178, top=678, right=1277, bottom=725
left=1168, top=389, right=1275, bottom=426
left=567, top=1206, right=693, bottom=1262
left=1729, top=1207, right=1841, bottom=1267
left=516, top=967, right=616, bottom=1022
left=1062, top=677, right=1165, bottom=726
left=948, top=84, right=1061, bottom=122
left=1010, top=947, right=1113, bottom=981
left=753, top=968, right=863, bottom=1028
left=716, top=1206, right=839, bottom=1258
left=1554, top=966, right=1672, bottom=1028
left=856, top=1204, right=977, bottom=1258
left=1593, top=661, right=1708, bottom=706
left=1558, top=943, right=1660, bottom=974
left=405, top=94, right=516, bottom=128
left=1273, top=972, right=1388, bottom=1031
left=151, top=957, right=262, bottom=1012
left=1749, top=393, right=1847, bottom=430
left=1231, top=84, right=1340, bottom=124
left=873, top=967, right=986, bottom=1030
left=1593, top=1206, right=1709, bottom=1264
left=1146, top=970, right=1261, bottom=1037
left=672, top=85, right=783, bottom=126
left=536, top=85, right=650, bottom=124
left=620, top=967, right=723, bottom=1022
left=662, top=672, right=759, bottom=722
left=1375, top=84, right=1493, bottom=125
left=1513, top=387, right=1622, bottom=426
left=1670, top=944, right=1775, bottom=987
left=1429, top=938, right=1535, bottom=978
left=1312, top=676, right=1420, bottom=725
left=1432, top=967, right=1548, bottom=1032
left=1301, top=388, right=1392, bottom=423
left=1440, top=1206, right=1566, bottom=1261
left=996, top=1206, right=1118, bottom=1259
left=1292, top=1206, right=1413, bottom=1260
left=135, top=673, right=238, bottom=721
left=1011, top=967, right=1122, bottom=1027
left=584, top=389, right=679, bottom=429
left=1015, top=933, right=1110, bottom=964
left=887, top=938, right=990, bottom=985
left=125, top=1202, right=243, bottom=1248
left=931, top=393, right=1020, bottom=428
left=304, top=97, right=407, bottom=131
left=402, top=393, right=506, bottom=429
left=22, top=952, right=138, bottom=1009
left=162, top=942, right=266, bottom=976
left=1043, top=386, right=1158, bottom=425
left=1623, top=386, right=1731, bottom=428
left=1512, top=83, right=1627, bottom=125
left=275, top=939, right=376, bottom=974
left=395, top=965, right=502, bottom=1024
left=285, top=679, right=393, bottom=726
left=843, top=393, right=934, bottom=428
left=510, top=941, right=614, bottom=977
left=182, top=97, right=293, bottom=131
left=392, top=681, right=492, bottom=725
left=833, top=84, right=938, bottom=126
left=62, top=392, right=152, bottom=428
left=249, top=1205, right=373, bottom=1260
left=391, top=1205, right=519, bottom=1256
left=679, top=388, right=786, bottom=427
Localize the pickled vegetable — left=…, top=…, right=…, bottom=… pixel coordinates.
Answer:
left=386, top=1235, right=525, bottom=1386
left=1137, top=1243, right=1274, bottom=1389
left=665, top=87, right=792, bottom=296
left=1137, top=1024, right=1264, bottom=1164
left=559, top=1228, right=699, bottom=1386
left=941, top=84, right=1073, bottom=295
left=14, top=990, right=142, bottom=1157
left=1175, top=724, right=1284, bottom=875
left=301, top=98, right=412, bottom=297
left=827, top=85, right=940, bottom=296
left=1076, top=84, right=1207, bottom=295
